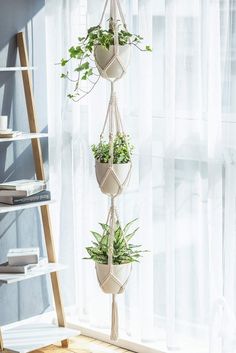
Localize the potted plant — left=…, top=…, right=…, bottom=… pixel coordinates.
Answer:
left=92, top=133, right=133, bottom=196
left=60, top=20, right=151, bottom=101
left=84, top=218, right=147, bottom=294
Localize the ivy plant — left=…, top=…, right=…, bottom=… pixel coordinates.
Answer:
left=91, top=133, right=133, bottom=164
left=84, top=219, right=147, bottom=265
left=60, top=19, right=152, bottom=101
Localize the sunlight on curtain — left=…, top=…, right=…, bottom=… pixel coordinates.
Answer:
left=45, top=0, right=236, bottom=352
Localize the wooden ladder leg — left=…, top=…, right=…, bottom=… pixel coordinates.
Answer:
left=0, top=327, right=4, bottom=351
left=16, top=31, right=69, bottom=348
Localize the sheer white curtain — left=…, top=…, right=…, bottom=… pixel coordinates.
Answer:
left=45, top=0, right=236, bottom=352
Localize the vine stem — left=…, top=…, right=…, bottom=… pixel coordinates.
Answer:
left=132, top=42, right=149, bottom=52
left=72, top=75, right=101, bottom=102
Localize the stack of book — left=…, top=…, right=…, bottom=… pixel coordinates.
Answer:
left=0, top=129, right=22, bottom=138
left=0, top=179, right=51, bottom=205
left=0, top=248, right=47, bottom=274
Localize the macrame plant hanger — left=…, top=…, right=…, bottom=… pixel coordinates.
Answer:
left=95, top=198, right=132, bottom=340
left=95, top=0, right=129, bottom=81
left=98, top=82, right=132, bottom=197
left=94, top=0, right=133, bottom=341
left=96, top=81, right=133, bottom=340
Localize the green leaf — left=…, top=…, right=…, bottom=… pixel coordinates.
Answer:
left=74, top=61, right=90, bottom=72
left=99, top=223, right=110, bottom=232
left=126, top=228, right=139, bottom=242
left=91, top=231, right=102, bottom=242
left=101, top=235, right=109, bottom=246
left=123, top=218, right=138, bottom=235
left=88, top=25, right=100, bottom=33
left=145, top=45, right=152, bottom=52
left=69, top=46, right=84, bottom=59
left=60, top=58, right=68, bottom=66
left=87, top=68, right=93, bottom=76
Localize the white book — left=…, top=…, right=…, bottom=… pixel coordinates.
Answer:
left=7, top=247, right=40, bottom=266
left=0, top=257, right=48, bottom=274
left=0, top=179, right=45, bottom=190
left=0, top=131, right=22, bottom=138
left=0, top=184, right=46, bottom=197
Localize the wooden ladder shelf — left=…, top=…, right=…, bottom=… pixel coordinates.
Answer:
left=0, top=32, right=78, bottom=353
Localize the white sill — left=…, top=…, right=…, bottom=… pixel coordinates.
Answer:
left=10, top=307, right=208, bottom=353
left=66, top=318, right=209, bottom=353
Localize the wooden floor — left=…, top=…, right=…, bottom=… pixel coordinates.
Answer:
left=33, top=335, right=134, bottom=353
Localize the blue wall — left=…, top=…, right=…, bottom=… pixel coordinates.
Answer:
left=0, top=0, right=51, bottom=325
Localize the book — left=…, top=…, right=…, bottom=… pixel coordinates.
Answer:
left=0, top=257, right=48, bottom=274
left=0, top=131, right=22, bottom=138
left=0, top=190, right=50, bottom=204
left=7, top=247, right=39, bottom=266
left=0, top=184, right=47, bottom=198
left=0, top=179, right=45, bottom=190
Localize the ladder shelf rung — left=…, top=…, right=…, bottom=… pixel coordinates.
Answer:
left=0, top=132, right=48, bottom=143
left=2, top=322, right=79, bottom=353
left=0, top=263, right=66, bottom=284
left=0, top=200, right=54, bottom=214
left=0, top=66, right=36, bottom=72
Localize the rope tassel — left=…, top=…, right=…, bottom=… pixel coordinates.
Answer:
left=110, top=294, right=119, bottom=341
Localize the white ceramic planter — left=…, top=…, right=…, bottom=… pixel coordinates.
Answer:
left=95, top=262, right=132, bottom=294
left=94, top=44, right=131, bottom=80
left=95, top=161, right=131, bottom=196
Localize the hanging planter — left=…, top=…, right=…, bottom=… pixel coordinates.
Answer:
left=91, top=86, right=133, bottom=197
left=60, top=2, right=151, bottom=101
left=84, top=213, right=148, bottom=341
left=84, top=214, right=148, bottom=341
left=95, top=262, right=131, bottom=294
left=95, top=161, right=131, bottom=197
left=84, top=218, right=147, bottom=294
left=92, top=133, right=133, bottom=196
left=94, top=44, right=131, bottom=80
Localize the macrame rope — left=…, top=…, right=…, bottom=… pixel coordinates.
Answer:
left=97, top=81, right=132, bottom=197
left=112, top=0, right=119, bottom=53
left=116, top=0, right=127, bottom=29
left=96, top=201, right=132, bottom=340
left=95, top=0, right=132, bottom=341
left=99, top=0, right=127, bottom=28
left=99, top=0, right=109, bottom=26
left=95, top=0, right=129, bottom=82
left=111, top=294, right=119, bottom=340
left=108, top=197, right=115, bottom=266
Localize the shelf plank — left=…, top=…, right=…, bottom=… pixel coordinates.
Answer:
left=0, top=263, right=66, bottom=284
left=0, top=200, right=54, bottom=214
left=2, top=323, right=80, bottom=353
left=0, top=132, right=48, bottom=142
left=0, top=67, right=36, bottom=72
